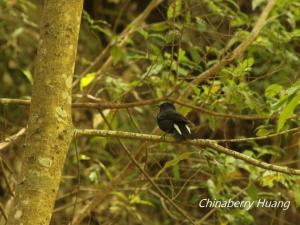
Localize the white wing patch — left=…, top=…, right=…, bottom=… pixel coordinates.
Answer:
left=173, top=124, right=182, bottom=135
left=185, top=125, right=191, bottom=134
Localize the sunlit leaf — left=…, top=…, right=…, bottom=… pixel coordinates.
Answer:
left=259, top=171, right=282, bottom=188
left=207, top=179, right=217, bottom=198
left=129, top=195, right=154, bottom=206
left=80, top=72, right=96, bottom=91
left=88, top=170, right=100, bottom=184
left=79, top=154, right=90, bottom=160
left=252, top=0, right=266, bottom=10
left=167, top=0, right=182, bottom=19
left=21, top=69, right=33, bottom=84
left=277, top=91, right=300, bottom=132
left=265, top=84, right=283, bottom=98
left=256, top=127, right=273, bottom=137
left=291, top=29, right=300, bottom=38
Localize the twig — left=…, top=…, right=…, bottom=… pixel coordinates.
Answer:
left=69, top=135, right=81, bottom=222
left=0, top=159, right=14, bottom=196
left=0, top=97, right=166, bottom=109
left=0, top=202, right=7, bottom=222
left=4, top=97, right=300, bottom=121
left=75, top=129, right=300, bottom=175
left=0, top=128, right=26, bottom=151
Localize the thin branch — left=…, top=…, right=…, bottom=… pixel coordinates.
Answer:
left=75, top=129, right=300, bottom=175
left=0, top=202, right=7, bottom=222
left=180, top=0, right=277, bottom=99
left=0, top=98, right=30, bottom=106
left=0, top=97, right=166, bottom=109
left=0, top=128, right=26, bottom=151
left=216, top=127, right=300, bottom=143
left=0, top=159, right=14, bottom=196
left=4, top=97, right=300, bottom=121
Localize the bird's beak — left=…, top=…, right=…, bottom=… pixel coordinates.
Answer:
left=155, top=104, right=160, bottom=108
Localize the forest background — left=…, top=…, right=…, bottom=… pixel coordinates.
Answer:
left=1, top=0, right=300, bottom=224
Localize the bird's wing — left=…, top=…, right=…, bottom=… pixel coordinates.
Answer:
left=158, top=111, right=188, bottom=123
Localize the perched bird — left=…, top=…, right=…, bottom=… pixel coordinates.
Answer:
left=157, top=102, right=192, bottom=140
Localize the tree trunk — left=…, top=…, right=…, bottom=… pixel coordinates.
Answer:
left=7, top=0, right=83, bottom=224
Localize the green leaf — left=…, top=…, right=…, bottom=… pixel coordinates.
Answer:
left=291, top=29, right=300, bottom=38
left=190, top=46, right=201, bottom=63
left=167, top=0, right=182, bottom=19
left=230, top=16, right=247, bottom=27
left=277, top=91, right=300, bottom=132
left=165, top=30, right=180, bottom=43
left=207, top=179, right=217, bottom=199
left=265, top=84, right=283, bottom=98
left=252, top=0, right=266, bottom=10
left=256, top=127, right=273, bottom=137
left=195, top=17, right=207, bottom=31
left=293, top=184, right=300, bottom=207
left=272, top=83, right=300, bottom=111
left=149, top=22, right=169, bottom=32
left=79, top=154, right=91, bottom=160
left=111, top=46, right=125, bottom=65
left=149, top=33, right=166, bottom=43
left=88, top=170, right=100, bottom=184
left=80, top=72, right=96, bottom=91
left=155, top=152, right=192, bottom=178
left=172, top=163, right=180, bottom=179
left=247, top=183, right=259, bottom=201
left=21, top=69, right=33, bottom=84
left=129, top=194, right=154, bottom=206
left=259, top=171, right=282, bottom=188
left=233, top=57, right=254, bottom=77
left=142, top=64, right=163, bottom=79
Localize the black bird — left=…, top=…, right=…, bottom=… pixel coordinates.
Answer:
left=157, top=102, right=192, bottom=140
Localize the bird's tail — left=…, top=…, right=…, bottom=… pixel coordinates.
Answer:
left=173, top=123, right=193, bottom=140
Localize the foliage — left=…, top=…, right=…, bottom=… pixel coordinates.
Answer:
left=1, top=0, right=300, bottom=225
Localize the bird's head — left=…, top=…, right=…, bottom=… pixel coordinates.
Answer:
left=158, top=102, right=176, bottom=111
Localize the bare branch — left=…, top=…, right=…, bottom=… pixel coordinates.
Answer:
left=0, top=128, right=26, bottom=152
left=3, top=97, right=300, bottom=121
left=75, top=129, right=300, bottom=175
left=0, top=97, right=166, bottom=109
left=216, top=127, right=300, bottom=143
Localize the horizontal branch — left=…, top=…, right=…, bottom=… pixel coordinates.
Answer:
left=0, top=97, right=166, bottom=109
left=2, top=97, right=299, bottom=121
left=0, top=97, right=282, bottom=120
left=75, top=129, right=300, bottom=175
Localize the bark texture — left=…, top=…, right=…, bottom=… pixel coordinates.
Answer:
left=7, top=0, right=83, bottom=224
